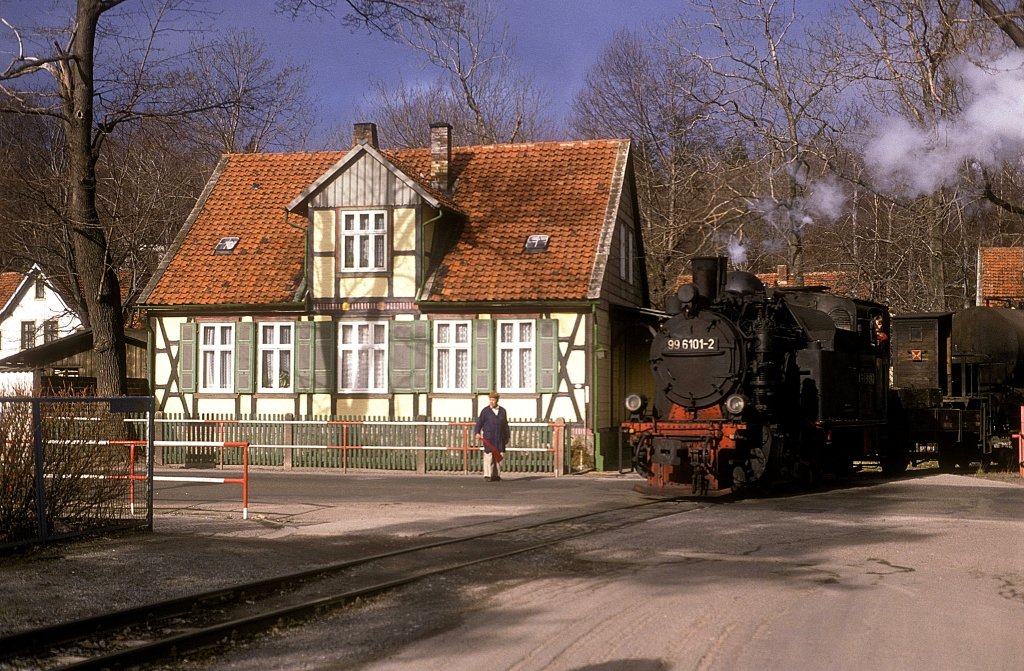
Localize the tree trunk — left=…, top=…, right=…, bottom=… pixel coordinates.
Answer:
left=67, top=0, right=127, bottom=396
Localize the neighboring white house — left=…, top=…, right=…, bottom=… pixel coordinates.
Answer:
left=0, top=264, right=82, bottom=362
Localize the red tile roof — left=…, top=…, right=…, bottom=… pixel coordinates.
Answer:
left=387, top=140, right=628, bottom=302
left=143, top=138, right=629, bottom=307
left=677, top=267, right=872, bottom=300
left=0, top=271, right=24, bottom=311
left=144, top=152, right=344, bottom=306
left=978, top=247, right=1024, bottom=305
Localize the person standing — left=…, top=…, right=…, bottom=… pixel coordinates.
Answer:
left=475, top=391, right=510, bottom=481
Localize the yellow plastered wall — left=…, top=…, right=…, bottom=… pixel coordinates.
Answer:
left=312, top=257, right=335, bottom=298
left=312, top=210, right=336, bottom=298
left=393, top=393, right=422, bottom=418
left=313, top=210, right=336, bottom=252
left=334, top=397, right=392, bottom=416
left=153, top=315, right=186, bottom=414
left=339, top=276, right=389, bottom=297
left=393, top=207, right=416, bottom=251
left=252, top=397, right=295, bottom=415
left=393, top=256, right=416, bottom=297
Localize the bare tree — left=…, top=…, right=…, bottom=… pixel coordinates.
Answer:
left=570, top=29, right=753, bottom=306
left=0, top=0, right=138, bottom=395
left=0, top=1, right=314, bottom=394
left=676, top=0, right=853, bottom=285
left=355, top=75, right=463, bottom=148
left=276, top=0, right=451, bottom=32
left=351, top=0, right=551, bottom=146
left=178, top=30, right=313, bottom=162
left=974, top=0, right=1024, bottom=47
left=844, top=0, right=1018, bottom=309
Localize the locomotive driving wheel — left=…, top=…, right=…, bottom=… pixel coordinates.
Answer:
left=632, top=433, right=653, bottom=478
left=733, top=424, right=774, bottom=491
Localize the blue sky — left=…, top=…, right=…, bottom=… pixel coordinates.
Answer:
left=210, top=0, right=684, bottom=139
left=1, top=0, right=837, bottom=145
left=1, top=1, right=677, bottom=139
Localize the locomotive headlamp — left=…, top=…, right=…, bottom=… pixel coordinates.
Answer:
left=724, top=394, right=746, bottom=415
left=625, top=393, right=647, bottom=415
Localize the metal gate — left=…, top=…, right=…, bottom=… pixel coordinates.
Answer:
left=0, top=395, right=155, bottom=550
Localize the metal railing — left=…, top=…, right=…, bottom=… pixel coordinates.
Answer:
left=145, top=414, right=569, bottom=475
left=0, top=396, right=155, bottom=550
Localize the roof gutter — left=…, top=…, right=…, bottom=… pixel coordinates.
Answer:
left=417, top=299, right=597, bottom=312
left=138, top=301, right=306, bottom=315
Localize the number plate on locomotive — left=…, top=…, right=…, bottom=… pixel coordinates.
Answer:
left=665, top=338, right=717, bottom=351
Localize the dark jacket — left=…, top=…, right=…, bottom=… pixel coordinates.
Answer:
left=474, top=405, right=510, bottom=453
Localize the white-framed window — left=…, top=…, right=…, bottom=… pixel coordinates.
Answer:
left=20, top=321, right=35, bottom=350
left=434, top=320, right=471, bottom=392
left=340, top=210, right=387, bottom=271
left=338, top=322, right=388, bottom=392
left=497, top=320, right=535, bottom=393
left=620, top=225, right=634, bottom=283
left=200, top=323, right=234, bottom=392
left=43, top=319, right=58, bottom=344
left=259, top=323, right=293, bottom=392
left=34, top=279, right=45, bottom=299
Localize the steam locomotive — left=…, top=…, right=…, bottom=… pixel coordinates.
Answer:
left=623, top=256, right=1023, bottom=496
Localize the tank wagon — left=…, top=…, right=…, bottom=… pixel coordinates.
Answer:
left=623, top=257, right=891, bottom=496
left=890, top=308, right=1024, bottom=471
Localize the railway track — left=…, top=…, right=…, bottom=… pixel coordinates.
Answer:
left=0, top=498, right=702, bottom=670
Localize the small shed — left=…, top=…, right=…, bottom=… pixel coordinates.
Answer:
left=0, top=328, right=149, bottom=395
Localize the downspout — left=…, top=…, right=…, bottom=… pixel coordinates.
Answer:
left=284, top=208, right=308, bottom=305
left=415, top=208, right=444, bottom=302
left=591, top=300, right=601, bottom=471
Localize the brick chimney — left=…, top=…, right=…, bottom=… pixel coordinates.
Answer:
left=353, top=122, right=378, bottom=149
left=430, top=122, right=452, bottom=193
left=776, top=264, right=789, bottom=286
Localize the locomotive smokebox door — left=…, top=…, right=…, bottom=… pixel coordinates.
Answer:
left=651, top=311, right=746, bottom=410
left=652, top=437, right=684, bottom=465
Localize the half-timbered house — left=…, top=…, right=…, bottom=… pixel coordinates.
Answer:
left=139, top=123, right=652, bottom=469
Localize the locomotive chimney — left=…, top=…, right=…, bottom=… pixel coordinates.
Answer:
left=692, top=256, right=727, bottom=302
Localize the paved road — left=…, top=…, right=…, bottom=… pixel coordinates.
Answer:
left=388, top=474, right=1024, bottom=671
left=171, top=471, right=1024, bottom=671
left=152, top=469, right=648, bottom=536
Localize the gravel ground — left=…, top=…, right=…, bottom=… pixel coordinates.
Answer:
left=1, top=468, right=1020, bottom=669
left=0, top=511, right=436, bottom=638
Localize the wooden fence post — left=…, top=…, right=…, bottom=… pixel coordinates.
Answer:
left=416, top=415, right=427, bottom=474
left=153, top=411, right=164, bottom=466
left=284, top=413, right=294, bottom=470
left=554, top=418, right=566, bottom=476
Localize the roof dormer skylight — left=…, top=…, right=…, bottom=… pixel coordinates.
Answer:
left=524, top=234, right=550, bottom=252
left=214, top=237, right=240, bottom=254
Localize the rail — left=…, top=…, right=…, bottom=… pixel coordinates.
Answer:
left=54, top=439, right=253, bottom=519
left=152, top=441, right=251, bottom=518
left=143, top=416, right=568, bottom=475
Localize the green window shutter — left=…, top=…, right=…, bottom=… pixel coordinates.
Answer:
left=178, top=322, right=197, bottom=393
left=536, top=319, right=559, bottom=393
left=234, top=322, right=254, bottom=393
left=295, top=322, right=314, bottom=393
left=472, top=319, right=494, bottom=393
left=390, top=320, right=430, bottom=393
left=313, top=321, right=335, bottom=393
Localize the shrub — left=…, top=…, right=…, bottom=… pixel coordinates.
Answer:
left=0, top=391, right=133, bottom=545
